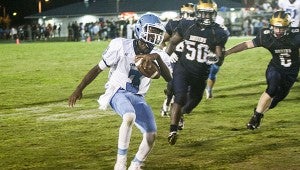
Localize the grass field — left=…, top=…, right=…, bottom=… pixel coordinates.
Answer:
left=0, top=38, right=299, bottom=170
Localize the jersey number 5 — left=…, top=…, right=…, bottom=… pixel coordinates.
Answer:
left=279, top=53, right=292, bottom=67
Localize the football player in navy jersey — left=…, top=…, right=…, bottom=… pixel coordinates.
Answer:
left=225, top=11, right=300, bottom=130
left=165, top=0, right=229, bottom=145
left=160, top=3, right=196, bottom=117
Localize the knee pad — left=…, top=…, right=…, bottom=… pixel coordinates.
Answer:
left=174, top=92, right=187, bottom=106
left=182, top=94, right=202, bottom=114
left=266, top=85, right=279, bottom=98
left=123, top=112, right=136, bottom=124
left=208, top=64, right=220, bottom=80
left=266, top=67, right=282, bottom=97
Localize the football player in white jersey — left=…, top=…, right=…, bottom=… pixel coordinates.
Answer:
left=278, top=0, right=300, bottom=27
left=205, top=3, right=230, bottom=100
left=68, top=13, right=172, bottom=170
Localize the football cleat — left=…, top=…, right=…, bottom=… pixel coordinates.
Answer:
left=160, top=109, right=169, bottom=117
left=114, top=163, right=126, bottom=170
left=168, top=131, right=178, bottom=145
left=247, top=111, right=264, bottom=130
left=178, top=116, right=184, bottom=130
left=205, top=88, right=213, bottom=99
left=128, top=161, right=144, bottom=170
left=160, top=98, right=170, bottom=117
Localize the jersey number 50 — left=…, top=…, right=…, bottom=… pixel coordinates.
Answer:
left=185, top=40, right=209, bottom=63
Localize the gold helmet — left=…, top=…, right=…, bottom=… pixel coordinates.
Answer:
left=269, top=11, right=291, bottom=38
left=196, top=0, right=217, bottom=25
left=180, top=3, right=196, bottom=19
left=270, top=11, right=291, bottom=27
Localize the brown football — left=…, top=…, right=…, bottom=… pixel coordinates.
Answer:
left=135, top=57, right=161, bottom=79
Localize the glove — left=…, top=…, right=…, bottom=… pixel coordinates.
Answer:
left=170, top=53, right=179, bottom=63
left=206, top=52, right=219, bottom=65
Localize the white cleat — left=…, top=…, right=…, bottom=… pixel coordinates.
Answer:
left=114, top=163, right=126, bottom=170
left=128, top=161, right=143, bottom=170
left=160, top=98, right=170, bottom=117
left=205, top=89, right=213, bottom=99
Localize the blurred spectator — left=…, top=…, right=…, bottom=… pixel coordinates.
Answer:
left=243, top=17, right=251, bottom=36
left=10, top=27, right=18, bottom=40
left=58, top=24, right=61, bottom=37
left=278, top=0, right=300, bottom=27
left=252, top=17, right=264, bottom=35
left=53, top=24, right=57, bottom=37
left=262, top=1, right=273, bottom=12
left=126, top=19, right=134, bottom=39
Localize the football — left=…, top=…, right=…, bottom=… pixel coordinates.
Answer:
left=135, top=57, right=161, bottom=79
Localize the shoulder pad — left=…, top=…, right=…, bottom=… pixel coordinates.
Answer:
left=291, top=28, right=299, bottom=33
left=262, top=29, right=271, bottom=35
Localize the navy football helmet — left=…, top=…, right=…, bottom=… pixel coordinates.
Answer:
left=135, top=13, right=165, bottom=46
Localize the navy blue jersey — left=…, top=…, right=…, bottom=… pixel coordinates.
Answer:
left=165, top=19, right=180, bottom=36
left=176, top=20, right=229, bottom=76
left=252, top=28, right=300, bottom=71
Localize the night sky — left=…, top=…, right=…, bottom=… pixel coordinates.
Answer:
left=1, top=0, right=244, bottom=25
left=1, top=0, right=83, bottom=25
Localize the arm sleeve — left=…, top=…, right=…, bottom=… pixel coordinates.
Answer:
left=251, top=29, right=265, bottom=47
left=98, top=60, right=108, bottom=70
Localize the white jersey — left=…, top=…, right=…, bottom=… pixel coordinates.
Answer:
left=97, top=38, right=171, bottom=109
left=215, top=15, right=225, bottom=27
left=278, top=0, right=300, bottom=27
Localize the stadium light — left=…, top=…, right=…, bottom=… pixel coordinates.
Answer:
left=38, top=0, right=49, bottom=13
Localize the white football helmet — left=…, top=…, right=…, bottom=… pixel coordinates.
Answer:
left=135, top=13, right=166, bottom=46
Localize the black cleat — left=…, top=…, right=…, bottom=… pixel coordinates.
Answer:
left=247, top=111, right=264, bottom=130
left=168, top=131, right=178, bottom=145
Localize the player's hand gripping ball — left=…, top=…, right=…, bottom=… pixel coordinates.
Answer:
left=135, top=55, right=161, bottom=79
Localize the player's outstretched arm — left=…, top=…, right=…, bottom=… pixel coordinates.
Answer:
left=68, top=65, right=102, bottom=107
left=225, top=40, right=255, bottom=57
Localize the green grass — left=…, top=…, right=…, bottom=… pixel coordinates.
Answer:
left=0, top=38, right=299, bottom=170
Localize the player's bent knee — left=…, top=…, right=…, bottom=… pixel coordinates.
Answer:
left=123, top=112, right=136, bottom=124
left=266, top=86, right=278, bottom=98
left=209, top=64, right=220, bottom=80
left=145, top=132, right=156, bottom=144
left=174, top=93, right=187, bottom=106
